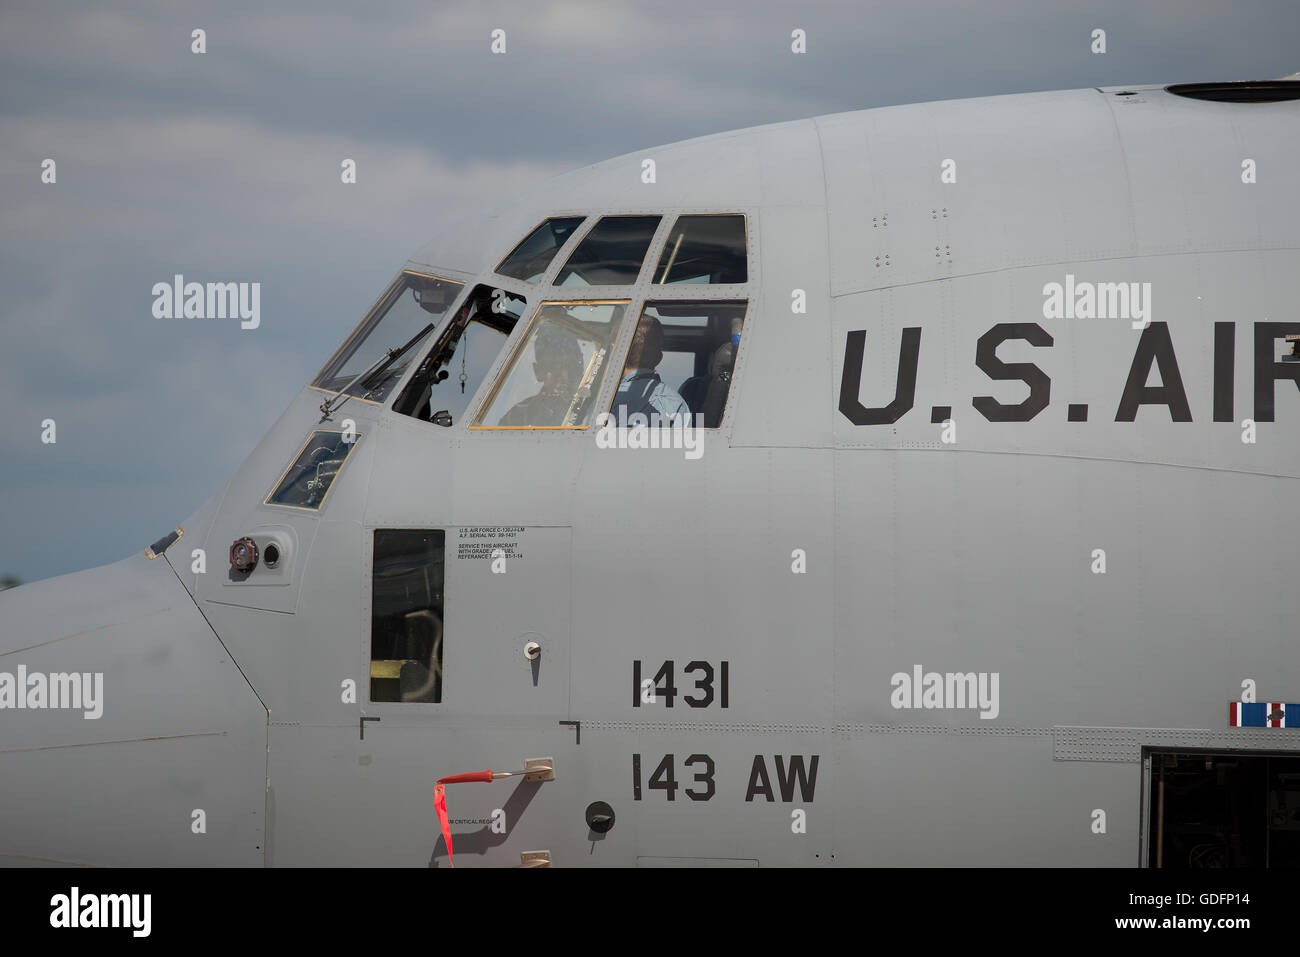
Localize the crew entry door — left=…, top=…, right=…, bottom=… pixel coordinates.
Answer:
left=367, top=525, right=572, bottom=717
left=443, top=525, right=572, bottom=719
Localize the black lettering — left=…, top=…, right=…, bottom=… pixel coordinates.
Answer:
left=1213, top=322, right=1235, bottom=422
left=972, top=323, right=1053, bottom=422
left=682, top=661, right=714, bottom=708
left=653, top=660, right=676, bottom=708
left=775, top=754, right=819, bottom=803
left=684, top=754, right=715, bottom=802
left=838, top=328, right=921, bottom=425
left=648, top=754, right=678, bottom=801
left=1115, top=322, right=1192, bottom=422
left=1253, top=322, right=1300, bottom=422
left=744, top=755, right=774, bottom=803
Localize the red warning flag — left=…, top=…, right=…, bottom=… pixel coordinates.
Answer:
left=433, top=784, right=454, bottom=868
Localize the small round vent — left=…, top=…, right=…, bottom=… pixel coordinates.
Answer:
left=1166, top=81, right=1300, bottom=103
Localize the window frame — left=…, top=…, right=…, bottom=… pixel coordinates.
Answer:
left=309, top=269, right=471, bottom=408
left=550, top=214, right=666, bottom=289
left=652, top=212, right=750, bottom=286
left=607, top=298, right=750, bottom=431
left=263, top=428, right=364, bottom=512
left=366, top=527, right=447, bottom=707
left=492, top=216, right=589, bottom=284
left=462, top=206, right=757, bottom=436
left=390, top=283, right=531, bottom=425
left=468, top=298, right=635, bottom=430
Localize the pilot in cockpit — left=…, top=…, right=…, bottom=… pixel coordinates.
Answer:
left=498, top=325, right=586, bottom=426
left=611, top=315, right=690, bottom=426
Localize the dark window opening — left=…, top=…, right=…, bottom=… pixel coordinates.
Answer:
left=555, top=216, right=662, bottom=286
left=495, top=217, right=586, bottom=282
left=1147, top=749, right=1300, bottom=868
left=393, top=284, right=526, bottom=426
left=654, top=214, right=747, bottom=284
left=612, top=300, right=747, bottom=428
left=371, top=529, right=445, bottom=704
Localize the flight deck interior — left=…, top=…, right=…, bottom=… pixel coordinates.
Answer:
left=312, top=213, right=751, bottom=432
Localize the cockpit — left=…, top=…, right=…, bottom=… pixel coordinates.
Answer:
left=309, top=212, right=751, bottom=431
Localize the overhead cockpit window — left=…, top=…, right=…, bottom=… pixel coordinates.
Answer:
left=495, top=217, right=586, bottom=282
left=654, top=215, right=747, bottom=284
left=554, top=216, right=662, bottom=286
left=313, top=272, right=465, bottom=404
left=611, top=300, right=748, bottom=429
left=266, top=430, right=362, bottom=510
left=393, top=284, right=527, bottom=426
left=371, top=529, right=444, bottom=704
left=472, top=300, right=630, bottom=428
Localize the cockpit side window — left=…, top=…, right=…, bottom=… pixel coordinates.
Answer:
left=314, top=272, right=465, bottom=404
left=610, top=300, right=748, bottom=429
left=654, top=214, right=747, bottom=284
left=392, top=284, right=526, bottom=427
left=266, top=429, right=363, bottom=510
left=495, top=217, right=586, bottom=283
left=471, top=300, right=631, bottom=428
left=554, top=216, right=662, bottom=286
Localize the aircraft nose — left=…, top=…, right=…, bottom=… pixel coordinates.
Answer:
left=0, top=552, right=267, bottom=866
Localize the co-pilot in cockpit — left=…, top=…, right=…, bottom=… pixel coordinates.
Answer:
left=497, top=325, right=585, bottom=426
left=472, top=301, right=628, bottom=428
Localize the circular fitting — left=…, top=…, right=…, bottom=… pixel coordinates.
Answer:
left=523, top=641, right=541, bottom=660
left=230, top=536, right=259, bottom=572
left=585, top=801, right=615, bottom=834
left=263, top=543, right=281, bottom=568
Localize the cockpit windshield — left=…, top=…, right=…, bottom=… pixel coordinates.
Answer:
left=314, top=272, right=465, bottom=403
left=472, top=301, right=630, bottom=428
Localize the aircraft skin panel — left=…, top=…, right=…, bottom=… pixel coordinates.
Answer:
left=0, top=553, right=266, bottom=866
left=264, top=722, right=584, bottom=866
left=569, top=447, right=836, bottom=725
left=831, top=450, right=1294, bottom=730
left=730, top=203, right=834, bottom=448
left=1105, top=90, right=1300, bottom=254
left=830, top=734, right=1134, bottom=866
left=819, top=90, right=1129, bottom=298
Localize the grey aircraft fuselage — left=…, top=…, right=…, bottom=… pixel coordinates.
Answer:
left=2, top=81, right=1298, bottom=867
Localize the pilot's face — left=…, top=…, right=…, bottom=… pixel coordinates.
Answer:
left=533, top=355, right=581, bottom=391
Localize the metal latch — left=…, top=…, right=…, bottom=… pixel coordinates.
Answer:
left=524, top=757, right=555, bottom=782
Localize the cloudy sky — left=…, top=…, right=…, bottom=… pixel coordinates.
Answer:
left=2, top=0, right=1298, bottom=584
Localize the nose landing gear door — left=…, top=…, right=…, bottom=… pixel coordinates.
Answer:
left=445, top=525, right=571, bottom=718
